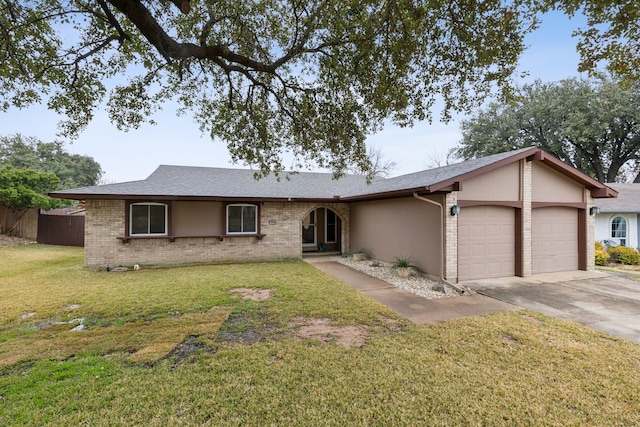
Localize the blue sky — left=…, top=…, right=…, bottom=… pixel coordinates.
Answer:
left=1, top=11, right=588, bottom=183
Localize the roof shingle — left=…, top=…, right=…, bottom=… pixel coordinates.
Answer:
left=50, top=147, right=614, bottom=201
left=595, top=183, right=640, bottom=213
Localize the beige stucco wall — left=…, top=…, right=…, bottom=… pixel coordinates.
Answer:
left=171, top=201, right=224, bottom=236
left=456, top=161, right=520, bottom=201
left=349, top=196, right=443, bottom=277
left=532, top=163, right=584, bottom=202
left=83, top=199, right=349, bottom=268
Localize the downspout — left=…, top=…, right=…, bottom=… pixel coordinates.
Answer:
left=413, top=192, right=466, bottom=294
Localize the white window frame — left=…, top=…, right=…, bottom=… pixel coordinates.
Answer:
left=226, top=204, right=258, bottom=235
left=325, top=208, right=337, bottom=243
left=130, top=202, right=168, bottom=236
left=611, top=216, right=628, bottom=246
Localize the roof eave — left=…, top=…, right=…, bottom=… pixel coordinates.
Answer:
left=341, top=187, right=448, bottom=202
left=48, top=192, right=346, bottom=203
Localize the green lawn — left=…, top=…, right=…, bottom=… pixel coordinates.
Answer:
left=1, top=245, right=640, bottom=426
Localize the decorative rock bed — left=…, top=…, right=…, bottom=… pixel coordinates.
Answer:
left=336, top=256, right=461, bottom=299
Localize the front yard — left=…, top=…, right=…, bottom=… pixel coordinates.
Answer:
left=1, top=245, right=640, bottom=426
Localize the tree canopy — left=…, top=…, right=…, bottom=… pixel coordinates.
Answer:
left=0, top=135, right=103, bottom=188
left=451, top=76, right=640, bottom=183
left=0, top=1, right=638, bottom=177
left=0, top=166, right=62, bottom=235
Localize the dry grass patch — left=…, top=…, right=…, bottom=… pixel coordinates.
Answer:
left=231, top=287, right=273, bottom=301
left=0, top=307, right=231, bottom=366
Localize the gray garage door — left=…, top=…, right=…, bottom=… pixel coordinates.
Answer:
left=532, top=207, right=579, bottom=274
left=458, top=206, right=516, bottom=281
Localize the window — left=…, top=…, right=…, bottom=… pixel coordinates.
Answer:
left=227, top=204, right=257, bottom=234
left=325, top=209, right=337, bottom=243
left=130, top=203, right=167, bottom=235
left=611, top=216, right=627, bottom=246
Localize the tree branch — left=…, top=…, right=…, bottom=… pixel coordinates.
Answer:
left=107, top=0, right=277, bottom=72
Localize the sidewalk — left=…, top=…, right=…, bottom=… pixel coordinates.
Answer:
left=305, top=258, right=518, bottom=324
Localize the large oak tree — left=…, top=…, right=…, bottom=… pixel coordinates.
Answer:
left=1, top=1, right=638, bottom=178
left=1, top=134, right=103, bottom=188
left=452, top=76, right=640, bottom=183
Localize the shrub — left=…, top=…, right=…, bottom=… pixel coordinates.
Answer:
left=607, top=246, right=640, bottom=265
left=595, top=249, right=610, bottom=266
left=392, top=256, right=413, bottom=269
left=595, top=241, right=605, bottom=252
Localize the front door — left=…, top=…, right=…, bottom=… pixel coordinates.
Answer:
left=302, top=210, right=316, bottom=251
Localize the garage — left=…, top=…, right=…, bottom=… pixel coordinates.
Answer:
left=532, top=207, right=579, bottom=274
left=458, top=206, right=516, bottom=281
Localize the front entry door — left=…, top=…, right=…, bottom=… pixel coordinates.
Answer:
left=302, top=210, right=316, bottom=251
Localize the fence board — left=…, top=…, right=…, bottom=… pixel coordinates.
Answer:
left=0, top=207, right=38, bottom=239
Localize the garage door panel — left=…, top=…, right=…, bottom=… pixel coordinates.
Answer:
left=458, top=206, right=515, bottom=281
left=532, top=207, right=578, bottom=274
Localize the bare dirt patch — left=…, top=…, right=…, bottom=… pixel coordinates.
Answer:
left=165, top=336, right=213, bottom=367
left=522, top=314, right=544, bottom=325
left=231, top=288, right=272, bottom=301
left=289, top=317, right=368, bottom=349
left=0, top=234, right=35, bottom=247
left=502, top=334, right=517, bottom=345
left=216, top=310, right=284, bottom=345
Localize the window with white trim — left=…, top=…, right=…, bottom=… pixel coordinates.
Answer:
left=227, top=204, right=257, bottom=234
left=130, top=203, right=168, bottom=235
left=325, top=209, right=337, bottom=243
left=611, top=216, right=627, bottom=246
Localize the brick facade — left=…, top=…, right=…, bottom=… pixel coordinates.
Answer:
left=585, top=189, right=596, bottom=271
left=521, top=159, right=533, bottom=277
left=443, top=193, right=458, bottom=282
left=84, top=200, right=349, bottom=268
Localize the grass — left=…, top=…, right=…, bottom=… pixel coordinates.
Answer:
left=597, top=263, right=640, bottom=281
left=2, top=245, right=640, bottom=426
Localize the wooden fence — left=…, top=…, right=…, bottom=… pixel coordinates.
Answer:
left=37, top=213, right=85, bottom=247
left=0, top=207, right=39, bottom=239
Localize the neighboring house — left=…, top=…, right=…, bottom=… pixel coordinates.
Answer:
left=594, top=183, right=640, bottom=249
left=50, top=147, right=616, bottom=282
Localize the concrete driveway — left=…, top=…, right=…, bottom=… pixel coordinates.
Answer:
left=461, top=271, right=640, bottom=344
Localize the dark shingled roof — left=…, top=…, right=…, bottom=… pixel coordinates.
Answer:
left=595, top=183, right=640, bottom=213
left=51, top=166, right=373, bottom=200
left=51, top=147, right=615, bottom=201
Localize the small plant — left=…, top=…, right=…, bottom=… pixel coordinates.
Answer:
left=607, top=246, right=640, bottom=265
left=392, top=256, right=414, bottom=278
left=392, top=256, right=413, bottom=269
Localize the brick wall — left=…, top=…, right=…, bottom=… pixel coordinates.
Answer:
left=585, top=189, right=596, bottom=271
left=443, top=193, right=458, bottom=282
left=521, top=159, right=533, bottom=277
left=84, top=200, right=349, bottom=268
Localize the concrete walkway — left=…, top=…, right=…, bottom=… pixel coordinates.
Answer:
left=305, top=258, right=518, bottom=324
